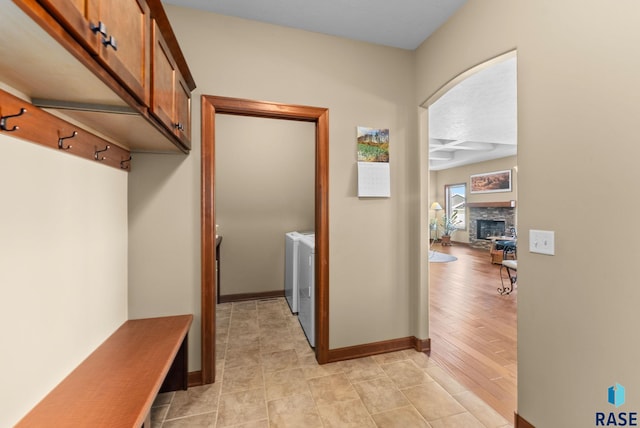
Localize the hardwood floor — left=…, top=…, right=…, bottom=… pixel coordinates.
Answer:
left=429, top=243, right=517, bottom=422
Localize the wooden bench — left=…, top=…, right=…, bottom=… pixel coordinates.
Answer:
left=16, top=315, right=193, bottom=428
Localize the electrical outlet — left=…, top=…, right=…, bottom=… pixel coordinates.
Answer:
left=529, top=229, right=555, bottom=255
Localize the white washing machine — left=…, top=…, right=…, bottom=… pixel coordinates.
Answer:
left=284, top=232, right=302, bottom=313
left=297, top=234, right=315, bottom=347
left=284, top=231, right=313, bottom=314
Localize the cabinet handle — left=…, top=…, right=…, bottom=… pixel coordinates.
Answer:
left=90, top=21, right=107, bottom=36
left=102, top=35, right=118, bottom=51
left=174, top=122, right=184, bottom=131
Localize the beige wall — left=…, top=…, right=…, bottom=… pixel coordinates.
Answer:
left=433, top=156, right=517, bottom=243
left=418, top=0, right=640, bottom=425
left=128, top=5, right=417, bottom=370
left=215, top=115, right=315, bottom=296
left=0, top=133, right=128, bottom=427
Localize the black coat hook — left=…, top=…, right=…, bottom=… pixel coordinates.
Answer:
left=94, top=145, right=110, bottom=161
left=120, top=156, right=132, bottom=170
left=0, top=108, right=27, bottom=132
left=58, top=131, right=77, bottom=150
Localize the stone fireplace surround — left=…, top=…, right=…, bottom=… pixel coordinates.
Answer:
left=468, top=206, right=516, bottom=249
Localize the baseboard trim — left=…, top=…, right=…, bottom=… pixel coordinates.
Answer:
left=413, top=337, right=431, bottom=353
left=219, top=290, right=285, bottom=303
left=327, top=336, right=430, bottom=363
left=188, top=371, right=203, bottom=388
left=514, top=412, right=535, bottom=428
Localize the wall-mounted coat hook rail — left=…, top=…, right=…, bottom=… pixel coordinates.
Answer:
left=120, top=156, right=132, bottom=170
left=94, top=145, right=110, bottom=161
left=0, top=107, right=27, bottom=132
left=58, top=131, right=77, bottom=150
left=1, top=89, right=130, bottom=172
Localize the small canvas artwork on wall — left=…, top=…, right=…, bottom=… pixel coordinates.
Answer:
left=357, top=126, right=389, bottom=162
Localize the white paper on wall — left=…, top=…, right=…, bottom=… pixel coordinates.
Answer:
left=357, top=161, right=390, bottom=197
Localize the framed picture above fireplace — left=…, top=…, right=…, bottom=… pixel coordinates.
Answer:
left=470, top=169, right=512, bottom=194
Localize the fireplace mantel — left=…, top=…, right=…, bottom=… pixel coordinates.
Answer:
left=467, top=201, right=516, bottom=208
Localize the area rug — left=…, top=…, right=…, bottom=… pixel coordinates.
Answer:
left=428, top=250, right=458, bottom=263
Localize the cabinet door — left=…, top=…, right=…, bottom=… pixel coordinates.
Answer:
left=39, top=0, right=150, bottom=105
left=150, top=20, right=176, bottom=135
left=94, top=0, right=150, bottom=105
left=38, top=0, right=99, bottom=52
left=175, top=74, right=191, bottom=148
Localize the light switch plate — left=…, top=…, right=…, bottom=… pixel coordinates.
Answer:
left=529, top=229, right=555, bottom=255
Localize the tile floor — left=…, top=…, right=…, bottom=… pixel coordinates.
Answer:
left=151, top=298, right=512, bottom=427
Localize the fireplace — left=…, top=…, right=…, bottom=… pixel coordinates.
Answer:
left=476, top=220, right=506, bottom=240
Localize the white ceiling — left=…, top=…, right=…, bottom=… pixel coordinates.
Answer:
left=161, top=0, right=515, bottom=170
left=429, top=57, right=517, bottom=170
left=161, top=0, right=468, bottom=50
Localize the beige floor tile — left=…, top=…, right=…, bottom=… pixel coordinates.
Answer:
left=226, top=332, right=261, bottom=350
left=307, top=373, right=360, bottom=406
left=300, top=359, right=345, bottom=380
left=371, top=406, right=432, bottom=428
left=264, top=368, right=311, bottom=400
left=258, top=317, right=290, bottom=330
left=339, top=356, right=386, bottom=383
left=216, top=329, right=229, bottom=346
left=453, top=390, right=510, bottom=427
left=260, top=336, right=296, bottom=354
left=316, top=398, right=376, bottom=427
left=353, top=376, right=410, bottom=414
left=230, top=419, right=270, bottom=427
left=221, top=364, right=264, bottom=394
left=161, top=298, right=510, bottom=428
left=165, top=383, right=221, bottom=420
left=229, top=318, right=259, bottom=335
left=261, top=349, right=300, bottom=373
left=267, top=392, right=323, bottom=428
left=217, top=302, right=232, bottom=314
left=217, top=315, right=231, bottom=330
left=382, top=360, right=433, bottom=389
left=217, top=345, right=227, bottom=360
left=292, top=337, right=314, bottom=354
left=153, top=391, right=174, bottom=407
left=163, top=412, right=217, bottom=428
left=217, top=388, right=267, bottom=427
left=402, top=382, right=466, bottom=422
left=429, top=411, right=485, bottom=428
left=425, top=365, right=467, bottom=395
left=225, top=345, right=262, bottom=370
left=232, top=301, right=258, bottom=311
left=256, top=299, right=284, bottom=311
left=402, top=350, right=438, bottom=369
left=151, top=404, right=169, bottom=426
left=231, top=309, right=258, bottom=321
left=371, top=350, right=409, bottom=365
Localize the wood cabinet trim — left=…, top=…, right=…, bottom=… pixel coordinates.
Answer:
left=467, top=201, right=516, bottom=208
left=1, top=89, right=131, bottom=171
left=147, top=0, right=196, bottom=91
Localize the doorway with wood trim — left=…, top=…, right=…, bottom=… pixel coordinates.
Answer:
left=199, top=96, right=330, bottom=384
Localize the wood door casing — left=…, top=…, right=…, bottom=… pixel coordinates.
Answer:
left=200, top=96, right=330, bottom=384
